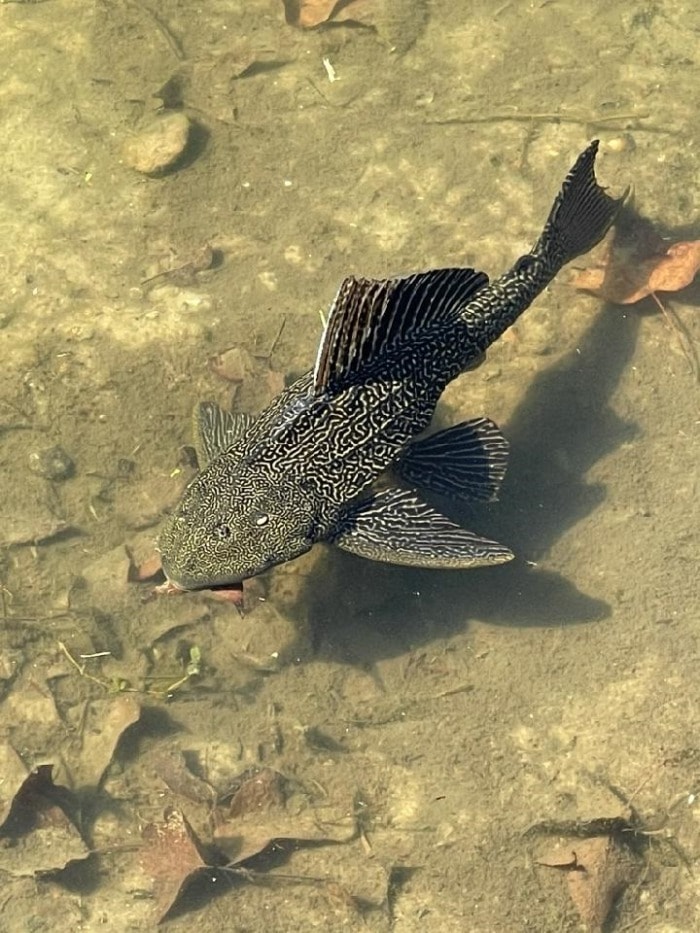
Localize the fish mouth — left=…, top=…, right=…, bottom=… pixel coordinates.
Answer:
left=159, top=554, right=245, bottom=593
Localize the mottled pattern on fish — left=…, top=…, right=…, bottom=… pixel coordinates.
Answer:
left=159, top=141, right=625, bottom=589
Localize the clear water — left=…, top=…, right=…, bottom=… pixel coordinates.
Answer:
left=0, top=0, right=698, bottom=930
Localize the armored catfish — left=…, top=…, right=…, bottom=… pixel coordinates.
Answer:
left=158, top=141, right=624, bottom=591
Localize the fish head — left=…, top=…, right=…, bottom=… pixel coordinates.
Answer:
left=158, top=457, right=318, bottom=590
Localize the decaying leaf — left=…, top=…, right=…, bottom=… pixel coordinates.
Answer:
left=140, top=770, right=355, bottom=920
left=572, top=215, right=700, bottom=305
left=214, top=767, right=353, bottom=865
left=0, top=743, right=32, bottom=829
left=72, top=694, right=141, bottom=789
left=282, top=0, right=373, bottom=29
left=538, top=836, right=638, bottom=932
left=0, top=764, right=89, bottom=876
left=152, top=748, right=216, bottom=805
left=225, top=767, right=287, bottom=817
left=141, top=807, right=210, bottom=923
left=128, top=550, right=164, bottom=583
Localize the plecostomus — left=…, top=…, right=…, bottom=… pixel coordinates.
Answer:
left=158, top=141, right=624, bottom=592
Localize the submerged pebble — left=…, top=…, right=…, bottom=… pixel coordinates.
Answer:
left=122, top=112, right=191, bottom=175
left=28, top=445, right=74, bottom=481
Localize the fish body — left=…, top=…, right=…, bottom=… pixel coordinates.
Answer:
left=159, top=141, right=624, bottom=590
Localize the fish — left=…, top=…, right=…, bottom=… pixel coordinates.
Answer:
left=158, top=140, right=624, bottom=591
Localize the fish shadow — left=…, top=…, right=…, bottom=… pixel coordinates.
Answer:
left=302, top=302, right=641, bottom=666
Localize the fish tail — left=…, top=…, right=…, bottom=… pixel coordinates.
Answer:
left=531, top=139, right=626, bottom=270
left=457, top=142, right=626, bottom=355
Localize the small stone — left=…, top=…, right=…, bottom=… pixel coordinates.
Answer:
left=210, top=346, right=254, bottom=383
left=604, top=134, right=636, bottom=154
left=122, top=112, right=192, bottom=176
left=28, top=445, right=75, bottom=481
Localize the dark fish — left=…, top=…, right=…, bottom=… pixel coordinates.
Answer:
left=158, top=141, right=624, bottom=590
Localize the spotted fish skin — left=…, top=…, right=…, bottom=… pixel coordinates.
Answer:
left=159, top=141, right=624, bottom=590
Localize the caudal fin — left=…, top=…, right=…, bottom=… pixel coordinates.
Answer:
left=533, top=140, right=627, bottom=267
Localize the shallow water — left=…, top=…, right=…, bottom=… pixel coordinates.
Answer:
left=1, top=1, right=698, bottom=930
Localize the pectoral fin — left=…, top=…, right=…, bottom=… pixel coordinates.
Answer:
left=330, top=488, right=513, bottom=569
left=395, top=417, right=509, bottom=503
left=193, top=401, right=255, bottom=467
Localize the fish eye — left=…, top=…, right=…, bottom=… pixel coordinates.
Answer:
left=252, top=510, right=269, bottom=527
left=212, top=522, right=232, bottom=540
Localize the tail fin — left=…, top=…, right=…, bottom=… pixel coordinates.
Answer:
left=533, top=140, right=627, bottom=267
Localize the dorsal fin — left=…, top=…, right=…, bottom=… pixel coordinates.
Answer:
left=314, top=267, right=488, bottom=393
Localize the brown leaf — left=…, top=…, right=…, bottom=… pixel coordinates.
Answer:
left=227, top=768, right=286, bottom=818
left=152, top=749, right=216, bottom=805
left=128, top=551, right=164, bottom=583
left=74, top=695, right=141, bottom=789
left=0, top=743, right=31, bottom=830
left=213, top=768, right=353, bottom=866
left=567, top=836, right=635, bottom=930
left=141, top=807, right=209, bottom=923
left=572, top=218, right=700, bottom=305
left=0, top=764, right=89, bottom=876
left=209, top=346, right=254, bottom=383
left=539, top=836, right=637, bottom=932
left=647, top=240, right=700, bottom=293
left=283, top=0, right=372, bottom=29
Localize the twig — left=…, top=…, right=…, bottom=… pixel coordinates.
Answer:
left=125, top=0, right=185, bottom=61
left=651, top=293, right=699, bottom=381
left=428, top=111, right=677, bottom=135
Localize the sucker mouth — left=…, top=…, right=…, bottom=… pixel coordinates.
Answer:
left=159, top=554, right=246, bottom=593
left=156, top=571, right=245, bottom=595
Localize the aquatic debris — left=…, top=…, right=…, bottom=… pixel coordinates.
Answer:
left=27, top=444, right=74, bottom=481
left=59, top=636, right=205, bottom=699
left=70, top=695, right=142, bottom=789
left=572, top=225, right=700, bottom=304
left=122, top=112, right=192, bottom=176
left=571, top=214, right=700, bottom=375
left=128, top=550, right=164, bottom=583
left=141, top=769, right=354, bottom=921
left=0, top=743, right=34, bottom=830
left=537, top=836, right=637, bottom=932
left=0, top=475, right=71, bottom=546
left=209, top=346, right=286, bottom=413
left=141, top=807, right=210, bottom=923
left=141, top=243, right=215, bottom=290
left=282, top=0, right=373, bottom=29
left=152, top=748, right=216, bottom=805
left=213, top=767, right=351, bottom=865
left=209, top=346, right=253, bottom=383
left=0, top=759, right=89, bottom=877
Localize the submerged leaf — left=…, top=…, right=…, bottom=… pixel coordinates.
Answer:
left=74, top=694, right=141, bottom=789
left=646, top=240, right=700, bottom=293
left=214, top=768, right=353, bottom=866
left=283, top=0, right=372, bottom=29
left=538, top=835, right=638, bottom=932
left=0, top=764, right=89, bottom=876
left=141, top=807, right=209, bottom=923
left=567, top=836, right=635, bottom=930
left=152, top=748, right=216, bottom=805
left=572, top=215, right=700, bottom=305
left=0, top=743, right=30, bottom=830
